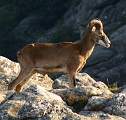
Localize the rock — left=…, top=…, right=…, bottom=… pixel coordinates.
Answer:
left=0, top=84, right=124, bottom=120
left=0, top=85, right=89, bottom=120
left=0, top=56, right=20, bottom=77
left=23, top=73, right=54, bottom=91
left=104, top=92, right=126, bottom=119
left=121, top=85, right=126, bottom=93
left=79, top=111, right=125, bottom=120
left=0, top=56, right=20, bottom=91
left=84, top=96, right=110, bottom=111
left=53, top=73, right=112, bottom=96
left=52, top=73, right=113, bottom=111
left=0, top=91, right=14, bottom=104
left=52, top=88, right=89, bottom=110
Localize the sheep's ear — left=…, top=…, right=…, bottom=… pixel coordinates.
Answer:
left=91, top=26, right=96, bottom=32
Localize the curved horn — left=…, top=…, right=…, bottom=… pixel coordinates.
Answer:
left=88, top=19, right=103, bottom=30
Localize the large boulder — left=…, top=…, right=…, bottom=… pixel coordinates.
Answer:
left=79, top=111, right=125, bottom=120
left=0, top=85, right=83, bottom=120
left=0, top=56, right=20, bottom=77
left=83, top=96, right=110, bottom=111
left=0, top=85, right=124, bottom=120
left=52, top=73, right=113, bottom=111
left=0, top=56, right=20, bottom=91
left=103, top=92, right=126, bottom=118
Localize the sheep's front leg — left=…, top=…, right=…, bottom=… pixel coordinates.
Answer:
left=67, top=56, right=84, bottom=88
left=67, top=64, right=79, bottom=88
left=69, top=72, right=76, bottom=88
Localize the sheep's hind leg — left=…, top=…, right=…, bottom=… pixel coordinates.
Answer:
left=15, top=68, right=35, bottom=92
left=8, top=67, right=33, bottom=92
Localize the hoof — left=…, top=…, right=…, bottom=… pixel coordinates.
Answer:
left=15, top=84, right=22, bottom=93
left=69, top=83, right=76, bottom=88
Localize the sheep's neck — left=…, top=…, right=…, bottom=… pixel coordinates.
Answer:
left=80, top=31, right=95, bottom=60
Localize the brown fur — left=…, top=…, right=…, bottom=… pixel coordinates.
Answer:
left=8, top=19, right=111, bottom=92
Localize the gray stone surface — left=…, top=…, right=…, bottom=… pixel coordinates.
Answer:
left=104, top=92, right=126, bottom=119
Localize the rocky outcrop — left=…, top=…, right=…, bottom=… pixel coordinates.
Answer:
left=0, top=56, right=20, bottom=77
left=104, top=92, right=126, bottom=118
left=0, top=56, right=125, bottom=120
left=0, top=85, right=82, bottom=120
left=52, top=73, right=112, bottom=110
left=0, top=56, right=20, bottom=91
left=0, top=85, right=124, bottom=120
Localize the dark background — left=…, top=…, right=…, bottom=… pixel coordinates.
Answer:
left=0, top=0, right=126, bottom=86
